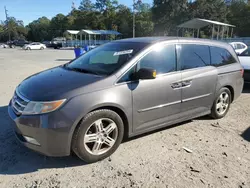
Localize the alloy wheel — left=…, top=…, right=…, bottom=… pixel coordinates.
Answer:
left=216, top=92, right=229, bottom=115
left=84, top=118, right=118, bottom=155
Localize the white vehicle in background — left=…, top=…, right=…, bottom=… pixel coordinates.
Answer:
left=230, top=42, right=248, bottom=54
left=0, top=43, right=8, bottom=48
left=238, top=48, right=250, bottom=83
left=23, top=42, right=46, bottom=50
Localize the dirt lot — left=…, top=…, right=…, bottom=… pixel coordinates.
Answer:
left=0, top=48, right=249, bottom=188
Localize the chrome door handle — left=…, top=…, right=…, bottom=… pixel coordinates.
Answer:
left=171, top=82, right=182, bottom=89
left=182, top=80, right=192, bottom=87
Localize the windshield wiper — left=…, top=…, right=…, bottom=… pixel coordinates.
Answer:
left=68, top=67, right=100, bottom=75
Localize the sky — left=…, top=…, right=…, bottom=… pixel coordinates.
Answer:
left=0, top=0, right=152, bottom=26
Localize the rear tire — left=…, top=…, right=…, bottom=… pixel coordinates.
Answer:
left=210, top=87, right=231, bottom=119
left=72, top=109, right=124, bottom=163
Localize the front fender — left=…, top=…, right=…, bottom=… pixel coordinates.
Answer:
left=63, top=84, right=133, bottom=151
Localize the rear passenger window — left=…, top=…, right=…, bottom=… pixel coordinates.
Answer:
left=179, top=44, right=210, bottom=70
left=210, top=47, right=236, bottom=67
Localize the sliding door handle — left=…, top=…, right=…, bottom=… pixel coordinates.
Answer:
left=182, top=80, right=192, bottom=87
left=171, top=82, right=182, bottom=89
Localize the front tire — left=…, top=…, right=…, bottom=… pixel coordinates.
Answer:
left=210, top=87, right=231, bottom=119
left=72, top=109, right=124, bottom=163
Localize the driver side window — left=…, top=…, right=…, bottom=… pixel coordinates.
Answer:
left=117, top=44, right=176, bottom=83
left=137, top=44, right=176, bottom=75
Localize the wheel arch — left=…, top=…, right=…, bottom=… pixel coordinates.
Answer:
left=69, top=104, right=130, bottom=152
left=223, top=85, right=235, bottom=102
left=91, top=106, right=129, bottom=139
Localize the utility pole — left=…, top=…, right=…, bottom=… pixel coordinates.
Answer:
left=133, top=0, right=135, bottom=38
left=132, top=0, right=142, bottom=38
left=4, top=6, right=11, bottom=41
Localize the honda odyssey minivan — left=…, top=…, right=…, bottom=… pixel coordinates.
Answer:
left=8, top=37, right=244, bottom=163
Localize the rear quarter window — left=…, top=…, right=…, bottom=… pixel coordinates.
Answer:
left=210, top=46, right=237, bottom=67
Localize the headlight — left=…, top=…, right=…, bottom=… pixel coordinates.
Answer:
left=22, top=99, right=66, bottom=115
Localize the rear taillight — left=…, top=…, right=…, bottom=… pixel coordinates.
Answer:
left=241, top=69, right=244, bottom=77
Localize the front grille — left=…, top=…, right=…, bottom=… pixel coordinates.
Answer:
left=11, top=90, right=29, bottom=115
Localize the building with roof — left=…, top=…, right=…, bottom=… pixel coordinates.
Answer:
left=177, top=18, right=236, bottom=39
left=63, top=29, right=122, bottom=47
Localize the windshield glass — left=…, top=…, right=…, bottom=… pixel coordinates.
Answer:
left=65, top=42, right=148, bottom=76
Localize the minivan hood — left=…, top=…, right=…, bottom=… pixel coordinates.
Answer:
left=18, top=66, right=104, bottom=101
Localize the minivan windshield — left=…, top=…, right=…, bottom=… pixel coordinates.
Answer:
left=65, top=42, right=148, bottom=76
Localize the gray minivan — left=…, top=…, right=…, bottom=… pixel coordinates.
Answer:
left=8, top=37, right=244, bottom=163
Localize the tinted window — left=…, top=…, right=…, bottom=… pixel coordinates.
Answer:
left=137, top=44, right=176, bottom=75
left=179, top=44, right=210, bottom=70
left=240, top=48, right=250, bottom=56
left=210, top=46, right=236, bottom=67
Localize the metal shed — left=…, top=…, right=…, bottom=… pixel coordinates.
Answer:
left=177, top=18, right=236, bottom=39
left=77, top=29, right=122, bottom=46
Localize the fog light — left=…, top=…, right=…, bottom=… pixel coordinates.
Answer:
left=23, top=136, right=40, bottom=146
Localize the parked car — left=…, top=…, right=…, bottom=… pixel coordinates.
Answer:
left=230, top=42, right=248, bottom=54
left=6, top=40, right=16, bottom=48
left=23, top=42, right=46, bottom=50
left=0, top=43, right=8, bottom=48
left=42, top=41, right=52, bottom=47
left=14, top=39, right=30, bottom=47
left=51, top=37, right=66, bottom=49
left=238, top=48, right=250, bottom=83
left=8, top=37, right=244, bottom=163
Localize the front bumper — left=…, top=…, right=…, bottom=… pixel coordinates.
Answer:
left=8, top=103, right=73, bottom=157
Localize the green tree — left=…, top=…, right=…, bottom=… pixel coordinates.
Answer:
left=189, top=0, right=228, bottom=21
left=152, top=0, right=189, bottom=35
left=95, top=0, right=118, bottom=12
left=115, top=5, right=133, bottom=38
left=27, top=17, right=51, bottom=41
left=79, top=0, right=95, bottom=11
left=0, top=24, right=3, bottom=34
left=0, top=17, right=27, bottom=41
left=50, top=14, right=68, bottom=37
left=135, top=8, right=154, bottom=37
left=227, top=0, right=250, bottom=37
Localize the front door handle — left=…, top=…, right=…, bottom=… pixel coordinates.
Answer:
left=171, top=82, right=182, bottom=89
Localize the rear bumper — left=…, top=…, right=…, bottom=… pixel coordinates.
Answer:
left=8, top=103, right=72, bottom=157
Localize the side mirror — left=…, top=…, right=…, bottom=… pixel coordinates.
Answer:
left=134, top=68, right=157, bottom=80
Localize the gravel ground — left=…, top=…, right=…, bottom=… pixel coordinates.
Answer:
left=0, top=48, right=250, bottom=188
